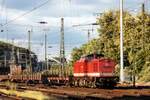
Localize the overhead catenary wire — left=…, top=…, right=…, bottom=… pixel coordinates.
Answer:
left=6, top=23, right=50, bottom=28
left=2, top=0, right=50, bottom=26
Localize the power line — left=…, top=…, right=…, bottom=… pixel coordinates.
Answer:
left=2, top=0, right=50, bottom=26
left=6, top=23, right=50, bottom=28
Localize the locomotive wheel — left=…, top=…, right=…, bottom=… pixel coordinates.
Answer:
left=27, top=80, right=34, bottom=85
left=85, top=80, right=89, bottom=88
left=92, top=80, right=96, bottom=88
left=83, top=79, right=86, bottom=87
left=79, top=79, right=84, bottom=87
left=95, top=78, right=116, bottom=88
left=68, top=80, right=74, bottom=87
left=74, top=80, right=77, bottom=87
left=87, top=81, right=92, bottom=88
left=42, top=78, right=49, bottom=85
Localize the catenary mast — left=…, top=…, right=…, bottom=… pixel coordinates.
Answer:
left=120, top=0, right=124, bottom=82
left=60, top=18, right=65, bottom=76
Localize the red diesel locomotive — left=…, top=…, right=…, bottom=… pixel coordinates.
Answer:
left=73, top=54, right=118, bottom=87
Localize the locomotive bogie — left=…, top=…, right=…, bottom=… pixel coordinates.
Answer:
left=47, top=77, right=69, bottom=86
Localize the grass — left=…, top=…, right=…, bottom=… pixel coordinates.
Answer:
left=0, top=89, right=50, bottom=100
left=0, top=81, right=54, bottom=100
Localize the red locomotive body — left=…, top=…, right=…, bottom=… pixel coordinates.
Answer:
left=87, top=58, right=116, bottom=77
left=74, top=58, right=87, bottom=77
left=73, top=54, right=118, bottom=87
left=98, top=59, right=116, bottom=77
left=87, top=58, right=100, bottom=77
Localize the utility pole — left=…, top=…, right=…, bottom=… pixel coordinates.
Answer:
left=88, top=30, right=90, bottom=42
left=12, top=39, right=15, bottom=64
left=60, top=18, right=65, bottom=76
left=72, top=23, right=97, bottom=42
left=10, top=38, right=15, bottom=75
left=4, top=51, right=7, bottom=67
left=142, top=3, right=145, bottom=14
left=81, top=29, right=94, bottom=42
left=132, top=3, right=146, bottom=87
left=45, top=32, right=48, bottom=70
left=37, top=21, right=48, bottom=71
left=142, top=3, right=145, bottom=50
left=28, top=30, right=32, bottom=73
left=120, top=0, right=124, bottom=83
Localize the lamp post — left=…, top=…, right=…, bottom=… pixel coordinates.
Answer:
left=47, top=46, right=52, bottom=70
left=38, top=21, right=48, bottom=71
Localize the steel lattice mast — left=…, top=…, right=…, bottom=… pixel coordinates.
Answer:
left=28, top=30, right=32, bottom=73
left=60, top=18, right=65, bottom=76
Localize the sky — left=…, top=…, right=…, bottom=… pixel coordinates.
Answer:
left=0, top=0, right=149, bottom=61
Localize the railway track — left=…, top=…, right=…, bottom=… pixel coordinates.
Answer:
left=0, top=93, right=22, bottom=100
left=0, top=82, right=150, bottom=100
left=19, top=85, right=150, bottom=100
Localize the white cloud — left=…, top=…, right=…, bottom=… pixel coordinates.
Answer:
left=100, top=0, right=114, bottom=4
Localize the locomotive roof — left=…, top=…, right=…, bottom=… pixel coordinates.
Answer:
left=80, top=53, right=104, bottom=61
left=82, top=53, right=104, bottom=58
